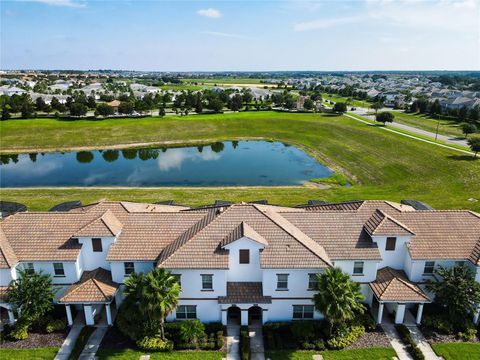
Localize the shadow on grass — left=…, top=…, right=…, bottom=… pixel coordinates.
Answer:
left=447, top=155, right=478, bottom=161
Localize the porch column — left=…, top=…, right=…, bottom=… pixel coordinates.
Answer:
left=416, top=304, right=424, bottom=325
left=240, top=309, right=248, bottom=326
left=262, top=309, right=268, bottom=324
left=84, top=305, right=95, bottom=326
left=376, top=303, right=384, bottom=324
left=105, top=303, right=112, bottom=326
left=65, top=304, right=73, bottom=326
left=473, top=307, right=480, bottom=325
left=7, top=309, right=15, bottom=325
left=221, top=309, right=227, bottom=326
left=395, top=304, right=406, bottom=324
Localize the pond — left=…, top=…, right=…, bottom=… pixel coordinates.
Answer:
left=0, top=141, right=333, bottom=187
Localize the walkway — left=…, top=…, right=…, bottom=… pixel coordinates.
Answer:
left=381, top=324, right=414, bottom=360
left=226, top=325, right=240, bottom=360
left=78, top=326, right=108, bottom=360
left=249, top=324, right=265, bottom=360
left=406, top=325, right=441, bottom=360
left=54, top=325, right=84, bottom=360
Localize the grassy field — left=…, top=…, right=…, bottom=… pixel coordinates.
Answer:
left=97, top=349, right=225, bottom=359
left=323, top=94, right=373, bottom=109
left=0, top=347, right=59, bottom=360
left=431, top=342, right=480, bottom=360
left=1, top=111, right=479, bottom=212
left=266, top=347, right=396, bottom=360
left=391, top=111, right=466, bottom=138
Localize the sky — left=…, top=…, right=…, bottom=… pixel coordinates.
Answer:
left=1, top=0, right=479, bottom=71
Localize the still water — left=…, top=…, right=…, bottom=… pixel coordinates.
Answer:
left=0, top=141, right=333, bottom=187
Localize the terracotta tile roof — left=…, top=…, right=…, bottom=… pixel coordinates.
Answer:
left=74, top=210, right=123, bottom=237
left=0, top=228, right=18, bottom=268
left=364, top=209, right=415, bottom=236
left=370, top=267, right=430, bottom=302
left=303, top=200, right=365, bottom=211
left=218, top=282, right=271, bottom=304
left=159, top=204, right=331, bottom=269
left=220, top=222, right=268, bottom=248
left=59, top=268, right=119, bottom=303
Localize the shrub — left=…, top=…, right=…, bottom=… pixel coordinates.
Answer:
left=457, top=327, right=477, bottom=342
left=422, top=313, right=454, bottom=334
left=216, top=330, right=224, bottom=349
left=136, top=336, right=174, bottom=352
left=355, top=311, right=376, bottom=331
left=205, top=322, right=223, bottom=335
left=301, top=341, right=316, bottom=350
left=240, top=326, right=250, bottom=360
left=326, top=325, right=365, bottom=349
left=179, top=320, right=206, bottom=348
left=8, top=322, right=29, bottom=341
left=396, top=325, right=425, bottom=360
left=291, top=320, right=314, bottom=341
left=313, top=339, right=325, bottom=350
left=116, top=303, right=145, bottom=341
left=46, top=318, right=66, bottom=333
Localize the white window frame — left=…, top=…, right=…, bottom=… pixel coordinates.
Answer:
left=201, top=274, right=213, bottom=290
left=353, top=261, right=364, bottom=275
left=308, top=273, right=319, bottom=290
left=293, top=305, right=314, bottom=319
left=176, top=305, right=197, bottom=320
left=276, top=274, right=289, bottom=290
left=124, top=262, right=135, bottom=276
left=24, top=263, right=35, bottom=275
left=53, top=263, right=65, bottom=277
left=423, top=261, right=435, bottom=275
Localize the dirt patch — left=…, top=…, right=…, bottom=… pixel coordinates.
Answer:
left=347, top=328, right=392, bottom=349
left=0, top=331, right=66, bottom=349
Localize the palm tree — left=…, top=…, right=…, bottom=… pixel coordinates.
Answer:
left=124, top=268, right=180, bottom=339
left=313, top=267, right=365, bottom=335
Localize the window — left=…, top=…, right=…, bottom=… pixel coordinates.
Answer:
left=308, top=273, right=319, bottom=290
left=276, top=274, right=289, bottom=290
left=24, top=263, right=34, bottom=275
left=293, top=305, right=314, bottom=320
left=173, top=274, right=182, bottom=288
left=455, top=261, right=465, bottom=268
left=386, top=237, right=397, bottom=251
left=124, top=262, right=134, bottom=276
left=239, top=249, right=250, bottom=264
left=92, top=238, right=102, bottom=252
left=53, top=263, right=65, bottom=277
left=201, top=274, right=213, bottom=290
left=353, top=261, right=364, bottom=275
left=176, top=305, right=197, bottom=319
left=423, top=261, right=435, bottom=274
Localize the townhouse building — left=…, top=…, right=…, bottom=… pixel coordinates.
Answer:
left=0, top=200, right=479, bottom=328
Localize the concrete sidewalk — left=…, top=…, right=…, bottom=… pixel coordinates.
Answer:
left=406, top=325, right=441, bottom=360
left=226, top=325, right=240, bottom=360
left=249, top=325, right=265, bottom=360
left=382, top=324, right=414, bottom=360
left=78, top=327, right=108, bottom=360
left=54, top=325, right=84, bottom=360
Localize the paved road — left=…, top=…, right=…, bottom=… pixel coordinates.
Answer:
left=349, top=107, right=468, bottom=147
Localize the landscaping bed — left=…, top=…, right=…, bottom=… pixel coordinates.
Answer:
left=345, top=327, right=391, bottom=349
left=0, top=330, right=66, bottom=349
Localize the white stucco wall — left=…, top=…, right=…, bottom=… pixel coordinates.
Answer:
left=169, top=269, right=227, bottom=298
left=262, top=269, right=324, bottom=297
left=17, top=261, right=79, bottom=284
left=0, top=267, right=17, bottom=286
left=371, top=235, right=411, bottom=270
left=224, top=237, right=264, bottom=282
left=334, top=260, right=378, bottom=282
left=110, top=261, right=155, bottom=283
left=408, top=259, right=476, bottom=283
left=265, top=299, right=323, bottom=322
left=167, top=299, right=222, bottom=323
left=77, top=236, right=115, bottom=271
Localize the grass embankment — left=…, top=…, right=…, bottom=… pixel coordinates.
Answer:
left=391, top=112, right=466, bottom=139
left=0, top=347, right=60, bottom=360
left=1, top=112, right=479, bottom=212
left=266, top=347, right=396, bottom=360
left=323, top=94, right=373, bottom=109
left=96, top=349, right=225, bottom=359
left=431, top=342, right=480, bottom=360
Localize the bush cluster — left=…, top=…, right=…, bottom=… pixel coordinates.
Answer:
left=136, top=336, right=174, bottom=352
left=457, top=326, right=477, bottom=342
left=6, top=321, right=29, bottom=341
left=240, top=326, right=250, bottom=360
left=326, top=325, right=365, bottom=350
left=396, top=325, right=425, bottom=360
left=422, top=313, right=454, bottom=334
left=46, top=318, right=67, bottom=333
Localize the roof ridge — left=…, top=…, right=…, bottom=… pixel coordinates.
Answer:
left=378, top=210, right=416, bottom=235
left=253, top=205, right=332, bottom=267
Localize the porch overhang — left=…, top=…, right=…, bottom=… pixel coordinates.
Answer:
left=218, top=282, right=272, bottom=304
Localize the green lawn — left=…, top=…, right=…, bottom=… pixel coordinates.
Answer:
left=1, top=111, right=479, bottom=212
left=97, top=349, right=225, bottom=359
left=431, top=342, right=480, bottom=360
left=266, top=347, right=396, bottom=360
left=323, top=94, right=373, bottom=109
left=391, top=112, right=467, bottom=138
left=0, top=347, right=60, bottom=360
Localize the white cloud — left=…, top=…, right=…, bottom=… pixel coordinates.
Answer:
left=157, top=148, right=220, bottom=172
left=20, top=0, right=86, bottom=8
left=201, top=31, right=246, bottom=39
left=197, top=8, right=222, bottom=18
left=294, top=16, right=361, bottom=31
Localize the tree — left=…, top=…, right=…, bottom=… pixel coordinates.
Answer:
left=462, top=123, right=477, bottom=138
left=208, top=98, right=224, bottom=113
left=427, top=266, right=480, bottom=327
left=124, top=268, right=180, bottom=339
left=284, top=95, right=295, bottom=110
left=1, top=104, right=11, bottom=120
left=371, top=101, right=383, bottom=114
left=69, top=102, right=88, bottom=116
left=467, top=136, right=480, bottom=158
left=119, top=101, right=134, bottom=115
left=303, top=98, right=314, bottom=111
left=95, top=103, right=115, bottom=117
left=35, top=97, right=47, bottom=112
left=333, top=102, right=347, bottom=113
left=229, top=94, right=243, bottom=112
left=159, top=105, right=166, bottom=117
left=7, top=270, right=56, bottom=324
left=87, top=95, right=96, bottom=109
left=102, top=150, right=119, bottom=162
left=313, top=267, right=365, bottom=335
left=211, top=142, right=225, bottom=153
left=375, top=111, right=395, bottom=125
left=76, top=151, right=94, bottom=163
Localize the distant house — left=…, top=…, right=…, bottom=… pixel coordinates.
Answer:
left=106, top=100, right=121, bottom=111
left=0, top=86, right=27, bottom=96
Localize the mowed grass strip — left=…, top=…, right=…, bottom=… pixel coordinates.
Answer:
left=96, top=349, right=225, bottom=359
left=0, top=347, right=60, bottom=360
left=265, top=347, right=396, bottom=360
left=431, top=342, right=480, bottom=360
left=1, top=112, right=479, bottom=212
left=391, top=111, right=465, bottom=138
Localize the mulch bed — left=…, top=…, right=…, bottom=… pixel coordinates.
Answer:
left=420, top=326, right=480, bottom=344
left=347, top=327, right=392, bottom=349
left=0, top=331, right=66, bottom=349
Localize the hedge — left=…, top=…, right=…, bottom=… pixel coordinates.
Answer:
left=240, top=326, right=250, bottom=360
left=395, top=325, right=425, bottom=360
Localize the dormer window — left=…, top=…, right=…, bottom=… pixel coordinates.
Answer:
left=92, top=238, right=102, bottom=252
left=239, top=249, right=250, bottom=264
left=24, top=263, right=34, bottom=275
left=386, top=237, right=396, bottom=251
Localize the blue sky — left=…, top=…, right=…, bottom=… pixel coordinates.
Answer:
left=1, top=0, right=479, bottom=71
